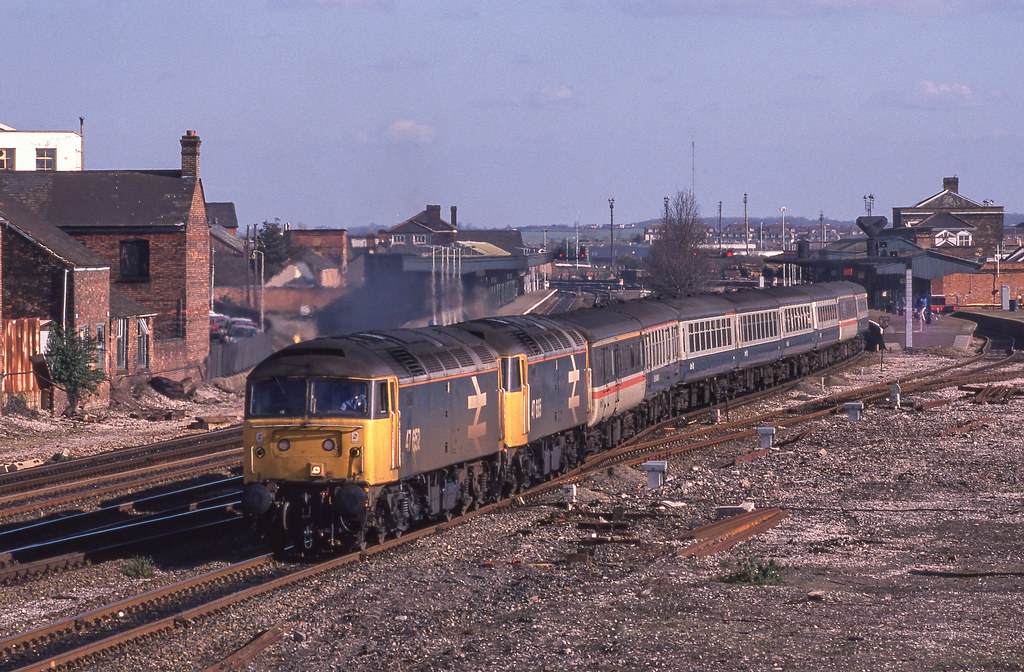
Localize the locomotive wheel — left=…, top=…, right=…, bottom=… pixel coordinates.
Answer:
left=371, top=502, right=389, bottom=545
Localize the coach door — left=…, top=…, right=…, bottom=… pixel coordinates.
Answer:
left=500, top=355, right=529, bottom=447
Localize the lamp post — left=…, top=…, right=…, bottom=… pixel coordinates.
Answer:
left=251, top=250, right=265, bottom=332
left=718, top=201, right=723, bottom=256
left=743, top=193, right=749, bottom=256
left=780, top=206, right=786, bottom=252
left=608, top=198, right=615, bottom=276
left=780, top=206, right=787, bottom=287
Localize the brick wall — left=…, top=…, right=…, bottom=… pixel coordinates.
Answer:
left=3, top=228, right=68, bottom=321
left=932, top=263, right=1024, bottom=308
left=71, top=268, right=111, bottom=407
left=64, top=184, right=211, bottom=382
left=215, top=286, right=349, bottom=314
left=285, top=229, right=348, bottom=267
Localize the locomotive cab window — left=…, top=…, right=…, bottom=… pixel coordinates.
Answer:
left=248, top=378, right=307, bottom=417
left=311, top=378, right=369, bottom=417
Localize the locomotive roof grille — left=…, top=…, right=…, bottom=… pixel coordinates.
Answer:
left=452, top=347, right=476, bottom=368
left=435, top=349, right=461, bottom=371
left=387, top=347, right=426, bottom=377
left=509, top=328, right=543, bottom=356
left=471, top=344, right=496, bottom=365
left=418, top=352, right=446, bottom=374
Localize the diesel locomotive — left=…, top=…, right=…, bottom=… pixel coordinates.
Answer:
left=241, top=281, right=868, bottom=553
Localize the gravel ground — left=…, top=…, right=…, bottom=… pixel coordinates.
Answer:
left=4, top=345, right=1024, bottom=671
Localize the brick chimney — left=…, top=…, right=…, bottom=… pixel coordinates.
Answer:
left=450, top=205, right=457, bottom=229
left=943, top=176, right=958, bottom=193
left=426, top=204, right=441, bottom=225
left=180, top=130, right=201, bottom=178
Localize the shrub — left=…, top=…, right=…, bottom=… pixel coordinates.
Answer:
left=719, top=557, right=786, bottom=585
left=45, top=322, right=105, bottom=416
left=121, top=556, right=156, bottom=578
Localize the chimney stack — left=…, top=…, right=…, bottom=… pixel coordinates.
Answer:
left=943, top=176, right=958, bottom=193
left=426, top=204, right=441, bottom=224
left=180, top=130, right=201, bottom=178
left=450, top=205, right=457, bottom=229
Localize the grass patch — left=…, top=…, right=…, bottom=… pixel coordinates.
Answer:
left=719, top=557, right=786, bottom=585
left=121, top=555, right=156, bottom=578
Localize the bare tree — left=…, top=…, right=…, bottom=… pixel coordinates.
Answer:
left=645, top=190, right=712, bottom=296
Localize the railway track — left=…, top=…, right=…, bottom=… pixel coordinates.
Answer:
left=6, top=340, right=1020, bottom=671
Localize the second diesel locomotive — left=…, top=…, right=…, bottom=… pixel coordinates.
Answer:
left=241, top=281, right=868, bottom=553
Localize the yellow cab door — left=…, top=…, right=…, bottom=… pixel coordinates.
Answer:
left=500, top=355, right=529, bottom=447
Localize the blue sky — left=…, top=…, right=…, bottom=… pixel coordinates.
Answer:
left=5, top=0, right=1023, bottom=230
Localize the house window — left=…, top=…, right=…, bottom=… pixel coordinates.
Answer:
left=35, top=148, right=56, bottom=170
left=95, top=324, right=106, bottom=371
left=137, top=319, right=150, bottom=369
left=0, top=148, right=14, bottom=170
left=391, top=234, right=406, bottom=245
left=957, top=231, right=972, bottom=246
left=115, top=318, right=129, bottom=369
left=413, top=234, right=427, bottom=245
left=119, top=239, right=150, bottom=280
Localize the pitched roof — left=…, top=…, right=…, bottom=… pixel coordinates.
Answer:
left=207, top=202, right=238, bottom=229
left=388, top=206, right=456, bottom=234
left=210, top=223, right=246, bottom=254
left=912, top=212, right=974, bottom=232
left=456, top=229, right=524, bottom=255
left=110, top=287, right=157, bottom=318
left=911, top=188, right=983, bottom=209
left=0, top=198, right=111, bottom=269
left=0, top=170, right=200, bottom=230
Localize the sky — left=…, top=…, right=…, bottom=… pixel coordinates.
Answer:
left=5, top=0, right=1024, bottom=231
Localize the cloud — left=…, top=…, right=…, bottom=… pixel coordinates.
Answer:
left=902, top=80, right=984, bottom=109
left=383, top=118, right=436, bottom=145
left=354, top=118, right=436, bottom=146
left=613, top=0, right=1016, bottom=17
left=536, top=85, right=575, bottom=105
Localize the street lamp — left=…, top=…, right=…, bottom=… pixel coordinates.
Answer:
left=780, top=206, right=786, bottom=253
left=780, top=206, right=787, bottom=287
left=718, top=201, right=723, bottom=256
left=743, top=193, right=749, bottom=256
left=251, top=250, right=265, bottom=332
left=608, top=198, right=615, bottom=276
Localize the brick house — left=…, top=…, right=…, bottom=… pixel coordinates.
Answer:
left=0, top=131, right=211, bottom=383
left=0, top=198, right=154, bottom=410
left=892, top=177, right=1004, bottom=259
left=385, top=205, right=457, bottom=250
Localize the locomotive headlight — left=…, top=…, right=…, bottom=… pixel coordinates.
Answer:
left=277, top=438, right=291, bottom=452
left=322, top=438, right=336, bottom=452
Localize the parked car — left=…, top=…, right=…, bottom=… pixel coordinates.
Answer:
left=210, top=313, right=230, bottom=340
left=225, top=319, right=261, bottom=343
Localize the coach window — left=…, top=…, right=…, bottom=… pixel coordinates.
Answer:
left=501, top=356, right=522, bottom=392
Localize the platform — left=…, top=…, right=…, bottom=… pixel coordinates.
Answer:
left=870, top=310, right=977, bottom=351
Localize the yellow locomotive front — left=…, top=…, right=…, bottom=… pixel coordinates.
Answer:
left=241, top=374, right=399, bottom=552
